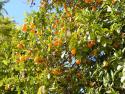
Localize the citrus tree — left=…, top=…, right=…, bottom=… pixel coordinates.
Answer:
left=1, top=0, right=125, bottom=94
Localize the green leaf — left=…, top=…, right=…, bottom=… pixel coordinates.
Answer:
left=37, top=86, right=46, bottom=94
left=2, top=60, right=9, bottom=65
left=0, top=81, right=3, bottom=87
left=103, top=76, right=108, bottom=87
left=74, top=0, right=78, bottom=3
left=111, top=70, right=114, bottom=81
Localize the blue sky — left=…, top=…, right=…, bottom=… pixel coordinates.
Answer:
left=4, top=0, right=40, bottom=25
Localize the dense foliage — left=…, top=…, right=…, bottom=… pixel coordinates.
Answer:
left=0, top=0, right=125, bottom=94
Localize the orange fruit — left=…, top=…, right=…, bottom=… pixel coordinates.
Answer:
left=52, top=24, right=57, bottom=29
left=22, top=24, right=27, bottom=32
left=34, top=56, right=43, bottom=64
left=87, top=43, right=93, bottom=48
left=55, top=20, right=59, bottom=24
left=66, top=11, right=72, bottom=17
left=112, top=0, right=117, bottom=4
left=61, top=27, right=65, bottom=32
left=51, top=69, right=62, bottom=75
left=31, top=29, right=35, bottom=33
left=87, top=40, right=96, bottom=48
left=58, top=39, right=62, bottom=45
left=53, top=40, right=59, bottom=46
left=17, top=43, right=24, bottom=49
left=53, top=39, right=62, bottom=46
left=76, top=59, right=81, bottom=65
left=54, top=31, right=59, bottom=35
left=71, top=48, right=76, bottom=55
left=19, top=55, right=27, bottom=62
left=16, top=58, right=20, bottom=63
left=92, top=6, right=96, bottom=11
left=84, top=0, right=93, bottom=3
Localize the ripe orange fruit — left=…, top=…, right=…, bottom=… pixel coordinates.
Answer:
left=84, top=0, right=93, bottom=3
left=30, top=29, right=35, bottom=33
left=16, top=58, right=20, bottom=63
left=51, top=69, right=62, bottom=75
left=54, top=31, right=59, bottom=35
left=66, top=11, right=72, bottom=17
left=58, top=39, right=62, bottom=45
left=92, top=6, right=96, bottom=11
left=34, top=56, right=43, bottom=64
left=87, top=43, right=93, bottom=48
left=61, top=27, right=65, bottom=32
left=17, top=43, right=24, bottom=49
left=53, top=40, right=59, bottom=46
left=112, top=0, right=116, bottom=4
left=87, top=40, right=96, bottom=48
left=53, top=39, right=62, bottom=46
left=22, top=24, right=27, bottom=32
left=76, top=59, right=81, bottom=65
left=19, top=55, right=27, bottom=62
left=55, top=20, right=59, bottom=24
left=71, top=48, right=76, bottom=55
left=52, top=24, right=57, bottom=29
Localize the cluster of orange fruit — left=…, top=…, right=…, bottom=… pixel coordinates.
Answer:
left=16, top=52, right=44, bottom=64
left=16, top=41, right=44, bottom=64
left=70, top=40, right=96, bottom=65
left=51, top=69, right=63, bottom=75
left=84, top=0, right=102, bottom=4
left=16, top=55, right=30, bottom=63
left=84, top=0, right=116, bottom=4
left=84, top=0, right=116, bottom=11
left=22, top=22, right=36, bottom=33
left=53, top=38, right=62, bottom=46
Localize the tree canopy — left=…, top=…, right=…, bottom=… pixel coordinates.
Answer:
left=0, top=0, right=125, bottom=94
